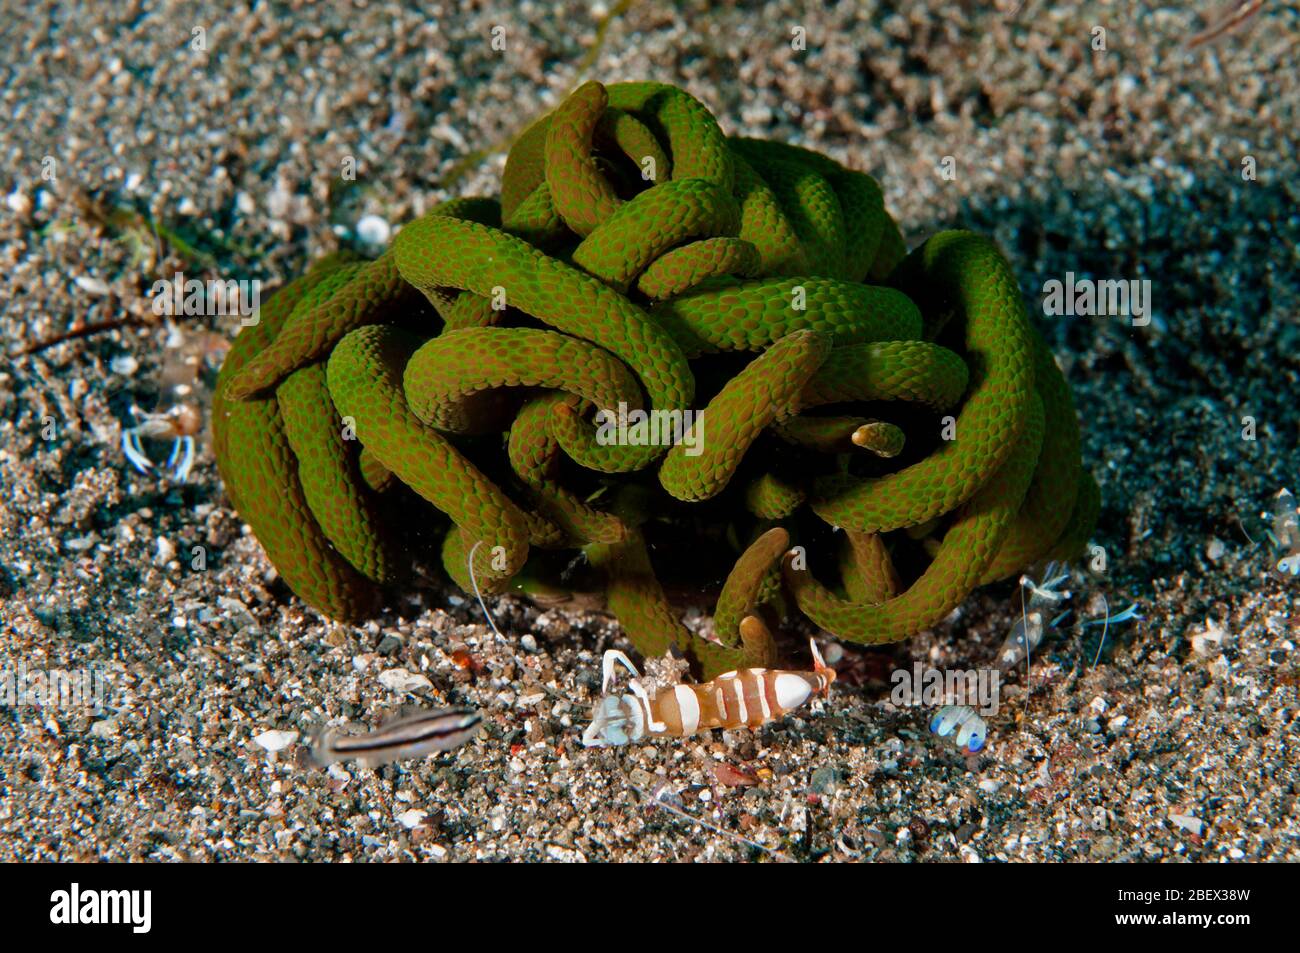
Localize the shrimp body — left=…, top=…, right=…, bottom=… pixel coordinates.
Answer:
left=583, top=635, right=835, bottom=747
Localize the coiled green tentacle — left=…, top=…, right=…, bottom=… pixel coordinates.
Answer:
left=212, top=80, right=1096, bottom=670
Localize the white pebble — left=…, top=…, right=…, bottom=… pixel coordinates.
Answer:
left=395, top=809, right=427, bottom=829
left=6, top=188, right=32, bottom=215
left=1169, top=813, right=1204, bottom=837
left=378, top=668, right=432, bottom=692
left=154, top=536, right=176, bottom=566
left=74, top=275, right=111, bottom=296
left=253, top=729, right=299, bottom=753
left=1191, top=619, right=1228, bottom=656
left=356, top=214, right=391, bottom=247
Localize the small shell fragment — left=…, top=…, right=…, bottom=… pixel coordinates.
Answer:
left=378, top=668, right=433, bottom=692
left=253, top=729, right=300, bottom=753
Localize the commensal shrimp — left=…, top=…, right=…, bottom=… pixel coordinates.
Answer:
left=1269, top=488, right=1300, bottom=575
left=121, top=324, right=227, bottom=482
left=582, top=626, right=836, bottom=747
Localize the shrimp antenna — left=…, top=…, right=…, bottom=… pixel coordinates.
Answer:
left=1020, top=579, right=1033, bottom=712
left=1090, top=594, right=1110, bottom=671
left=467, top=539, right=506, bottom=641
left=634, top=784, right=792, bottom=862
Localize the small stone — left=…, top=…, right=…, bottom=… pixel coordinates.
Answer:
left=809, top=766, right=839, bottom=793
left=376, top=634, right=403, bottom=655
left=154, top=536, right=176, bottom=567
left=629, top=768, right=656, bottom=789
left=378, top=668, right=432, bottom=692
left=1170, top=813, right=1204, bottom=837
left=356, top=214, right=391, bottom=247
left=1092, top=835, right=1119, bottom=859
left=712, top=762, right=758, bottom=787
left=253, top=729, right=299, bottom=753
left=395, top=809, right=427, bottom=829
left=1206, top=537, right=1226, bottom=561
left=74, top=275, right=111, bottom=296
left=520, top=634, right=538, bottom=653
left=1191, top=619, right=1228, bottom=656
left=6, top=188, right=33, bottom=216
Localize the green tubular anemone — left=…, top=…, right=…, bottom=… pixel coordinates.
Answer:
left=213, top=80, right=1098, bottom=678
